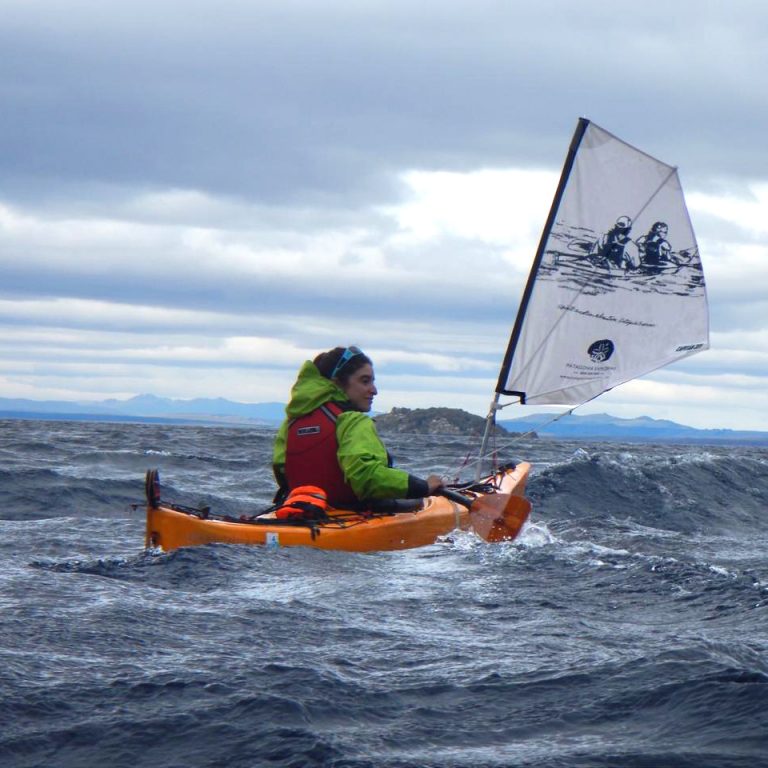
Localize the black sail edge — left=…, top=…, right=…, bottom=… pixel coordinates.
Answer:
left=495, top=117, right=591, bottom=400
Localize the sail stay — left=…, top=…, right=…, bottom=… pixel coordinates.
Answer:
left=497, top=118, right=709, bottom=405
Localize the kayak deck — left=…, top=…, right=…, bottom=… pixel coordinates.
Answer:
left=145, top=462, right=531, bottom=553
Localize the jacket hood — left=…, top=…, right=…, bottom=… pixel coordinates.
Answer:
left=285, top=361, right=350, bottom=418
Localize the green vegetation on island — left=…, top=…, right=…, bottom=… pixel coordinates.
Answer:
left=375, top=407, right=532, bottom=437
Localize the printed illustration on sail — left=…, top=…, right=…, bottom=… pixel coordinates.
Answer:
left=495, top=119, right=709, bottom=407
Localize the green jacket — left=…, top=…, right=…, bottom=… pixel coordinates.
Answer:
left=273, top=361, right=428, bottom=501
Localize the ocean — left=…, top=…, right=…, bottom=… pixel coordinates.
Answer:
left=1, top=418, right=767, bottom=768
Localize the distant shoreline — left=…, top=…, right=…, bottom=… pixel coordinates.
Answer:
left=0, top=411, right=270, bottom=428
left=3, top=410, right=768, bottom=447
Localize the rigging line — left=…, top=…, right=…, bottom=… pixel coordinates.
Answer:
left=475, top=391, right=509, bottom=480
left=457, top=405, right=503, bottom=477
left=458, top=428, right=532, bottom=477
left=459, top=399, right=605, bottom=479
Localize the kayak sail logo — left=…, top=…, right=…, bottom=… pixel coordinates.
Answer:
left=588, top=339, right=615, bottom=363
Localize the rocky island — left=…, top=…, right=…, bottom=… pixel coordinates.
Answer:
left=374, top=407, right=532, bottom=437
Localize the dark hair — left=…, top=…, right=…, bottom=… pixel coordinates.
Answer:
left=314, top=346, right=372, bottom=386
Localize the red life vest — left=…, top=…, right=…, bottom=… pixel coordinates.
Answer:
left=284, top=402, right=358, bottom=507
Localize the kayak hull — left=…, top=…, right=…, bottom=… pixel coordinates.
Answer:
left=145, top=463, right=531, bottom=553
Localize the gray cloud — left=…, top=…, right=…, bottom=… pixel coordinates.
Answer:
left=2, top=0, right=767, bottom=210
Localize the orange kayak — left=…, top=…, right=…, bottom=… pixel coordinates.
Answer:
left=145, top=463, right=531, bottom=553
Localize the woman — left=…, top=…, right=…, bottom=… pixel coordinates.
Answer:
left=273, top=346, right=443, bottom=507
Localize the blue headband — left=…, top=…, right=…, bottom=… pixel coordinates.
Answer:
left=330, top=346, right=363, bottom=379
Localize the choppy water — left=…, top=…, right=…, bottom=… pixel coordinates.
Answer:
left=1, top=418, right=767, bottom=768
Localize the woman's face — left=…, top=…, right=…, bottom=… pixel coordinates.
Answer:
left=339, top=363, right=378, bottom=412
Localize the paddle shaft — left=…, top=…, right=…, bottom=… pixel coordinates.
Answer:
left=438, top=487, right=476, bottom=509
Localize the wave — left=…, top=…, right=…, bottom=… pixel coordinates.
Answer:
left=528, top=447, right=768, bottom=534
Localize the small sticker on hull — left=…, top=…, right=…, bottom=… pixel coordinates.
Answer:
left=266, top=532, right=279, bottom=549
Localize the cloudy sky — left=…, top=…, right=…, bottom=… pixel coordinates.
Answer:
left=1, top=0, right=767, bottom=430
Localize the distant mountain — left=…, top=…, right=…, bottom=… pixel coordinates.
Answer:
left=498, top=411, right=768, bottom=443
left=0, top=395, right=286, bottom=425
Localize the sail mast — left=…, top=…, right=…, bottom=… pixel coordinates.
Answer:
left=476, top=118, right=590, bottom=476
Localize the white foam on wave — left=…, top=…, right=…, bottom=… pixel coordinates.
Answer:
left=516, top=519, right=558, bottom=548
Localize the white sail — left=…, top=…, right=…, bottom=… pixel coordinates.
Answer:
left=497, top=119, right=709, bottom=405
